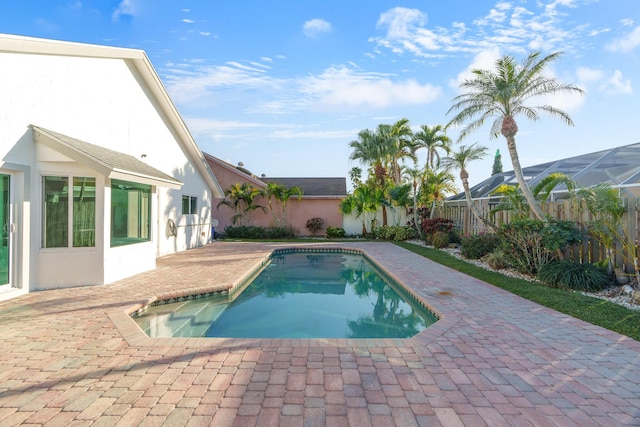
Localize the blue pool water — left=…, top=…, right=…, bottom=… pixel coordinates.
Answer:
left=133, top=251, right=437, bottom=339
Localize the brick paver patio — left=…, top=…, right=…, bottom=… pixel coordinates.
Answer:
left=1, top=241, right=639, bottom=426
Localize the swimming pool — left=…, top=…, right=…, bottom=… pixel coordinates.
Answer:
left=133, top=249, right=437, bottom=339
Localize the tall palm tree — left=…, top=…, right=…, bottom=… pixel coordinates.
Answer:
left=446, top=51, right=584, bottom=221
left=442, top=143, right=489, bottom=226
left=381, top=118, right=415, bottom=185
left=403, top=165, right=425, bottom=235
left=349, top=128, right=391, bottom=226
left=412, top=124, right=452, bottom=174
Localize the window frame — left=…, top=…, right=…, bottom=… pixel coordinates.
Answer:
left=110, top=179, right=152, bottom=247
left=42, top=175, right=96, bottom=249
left=182, top=195, right=197, bottom=215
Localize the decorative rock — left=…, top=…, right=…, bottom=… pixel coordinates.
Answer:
left=615, top=268, right=630, bottom=285
left=632, top=290, right=640, bottom=304
left=622, top=285, right=635, bottom=295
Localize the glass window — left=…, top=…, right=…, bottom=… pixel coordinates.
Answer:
left=182, top=195, right=197, bottom=214
left=111, top=179, right=151, bottom=247
left=43, top=176, right=96, bottom=248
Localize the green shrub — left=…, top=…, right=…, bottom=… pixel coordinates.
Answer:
left=223, top=225, right=295, bottom=239
left=499, top=219, right=583, bottom=275
left=537, top=260, right=610, bottom=291
left=305, top=217, right=325, bottom=236
left=374, top=225, right=416, bottom=241
left=421, top=218, right=454, bottom=235
left=460, top=233, right=500, bottom=259
left=326, top=226, right=345, bottom=238
left=484, top=250, right=507, bottom=270
left=432, top=231, right=450, bottom=249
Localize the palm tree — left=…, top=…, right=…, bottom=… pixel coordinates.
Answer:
left=382, top=118, right=415, bottom=185
left=423, top=168, right=458, bottom=218
left=403, top=165, right=425, bottom=235
left=442, top=143, right=489, bottom=227
left=216, top=182, right=265, bottom=226
left=446, top=51, right=584, bottom=221
left=340, top=185, right=378, bottom=235
left=411, top=124, right=452, bottom=174
left=349, top=129, right=391, bottom=226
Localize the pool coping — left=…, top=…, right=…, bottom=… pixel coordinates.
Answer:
left=109, top=245, right=461, bottom=350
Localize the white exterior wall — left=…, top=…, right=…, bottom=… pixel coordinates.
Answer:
left=0, top=49, right=214, bottom=291
left=342, top=207, right=409, bottom=236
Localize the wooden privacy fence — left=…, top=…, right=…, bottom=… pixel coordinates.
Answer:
left=435, top=197, right=640, bottom=274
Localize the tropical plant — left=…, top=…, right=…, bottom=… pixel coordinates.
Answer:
left=537, top=260, right=610, bottom=292
left=446, top=51, right=584, bottom=221
left=403, top=165, right=425, bottom=236
left=431, top=231, right=450, bottom=249
left=305, top=217, right=325, bottom=236
left=412, top=124, right=452, bottom=171
left=499, top=218, right=582, bottom=275
left=326, top=226, right=345, bottom=238
left=216, top=182, right=265, bottom=226
left=576, top=183, right=635, bottom=277
left=349, top=129, right=391, bottom=226
left=460, top=233, right=500, bottom=259
left=340, top=185, right=379, bottom=235
left=422, top=168, right=458, bottom=218
left=381, top=118, right=415, bottom=185
left=442, top=143, right=489, bottom=226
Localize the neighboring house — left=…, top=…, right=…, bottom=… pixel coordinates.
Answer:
left=205, top=154, right=347, bottom=235
left=0, top=34, right=223, bottom=299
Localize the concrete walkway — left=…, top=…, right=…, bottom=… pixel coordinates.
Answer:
left=1, top=242, right=639, bottom=426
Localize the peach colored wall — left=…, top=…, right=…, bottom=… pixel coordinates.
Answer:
left=209, top=158, right=344, bottom=236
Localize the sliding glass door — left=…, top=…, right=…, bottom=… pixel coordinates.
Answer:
left=0, top=174, right=10, bottom=287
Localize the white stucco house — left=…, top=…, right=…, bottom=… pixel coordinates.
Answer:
left=0, top=34, right=224, bottom=300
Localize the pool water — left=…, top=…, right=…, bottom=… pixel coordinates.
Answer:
left=133, top=251, right=437, bottom=339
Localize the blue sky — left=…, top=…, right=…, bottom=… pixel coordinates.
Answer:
left=2, top=0, right=639, bottom=189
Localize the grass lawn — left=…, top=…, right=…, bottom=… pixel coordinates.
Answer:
left=395, top=241, right=640, bottom=342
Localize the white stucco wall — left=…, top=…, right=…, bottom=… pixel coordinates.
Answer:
left=0, top=49, right=214, bottom=290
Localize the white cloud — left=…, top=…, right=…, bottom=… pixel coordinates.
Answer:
left=601, top=70, right=633, bottom=95
left=182, top=19, right=194, bottom=24
left=112, top=0, right=136, bottom=21
left=199, top=32, right=211, bottom=36
left=620, top=18, right=634, bottom=27
left=377, top=7, right=426, bottom=40
left=606, top=26, right=640, bottom=53
left=299, top=66, right=441, bottom=111
left=576, top=66, right=603, bottom=83
left=449, top=47, right=501, bottom=91
left=372, top=2, right=591, bottom=58
left=303, top=19, right=332, bottom=38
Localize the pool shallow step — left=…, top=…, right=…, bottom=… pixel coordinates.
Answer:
left=135, top=298, right=229, bottom=338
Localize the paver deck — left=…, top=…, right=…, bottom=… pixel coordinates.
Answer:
left=1, top=241, right=639, bottom=426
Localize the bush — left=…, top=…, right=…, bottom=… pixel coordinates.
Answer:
left=484, top=250, right=507, bottom=270
left=374, top=225, right=416, bottom=241
left=421, top=218, right=454, bottom=236
left=223, top=225, right=295, bottom=239
left=432, top=231, right=450, bottom=249
left=326, top=226, right=345, bottom=238
left=537, top=260, right=610, bottom=292
left=499, top=219, right=583, bottom=275
left=460, top=233, right=500, bottom=259
left=305, top=217, right=325, bottom=236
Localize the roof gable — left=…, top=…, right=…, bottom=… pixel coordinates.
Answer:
left=261, top=177, right=347, bottom=196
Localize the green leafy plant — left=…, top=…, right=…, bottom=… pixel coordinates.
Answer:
left=484, top=250, right=507, bottom=270
left=537, top=260, right=610, bottom=292
left=431, top=231, right=449, bottom=249
left=305, top=217, right=325, bottom=236
left=460, top=233, right=500, bottom=259
left=222, top=225, right=295, bottom=239
left=326, top=226, right=345, bottom=238
left=499, top=219, right=582, bottom=275
left=374, top=225, right=416, bottom=241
